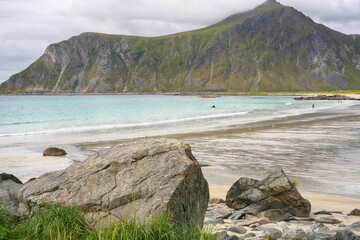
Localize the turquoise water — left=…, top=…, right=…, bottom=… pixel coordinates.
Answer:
left=1, top=94, right=360, bottom=199
left=0, top=95, right=355, bottom=146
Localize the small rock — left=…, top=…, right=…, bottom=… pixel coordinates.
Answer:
left=338, top=224, right=346, bottom=228
left=238, top=233, right=256, bottom=240
left=335, top=230, right=359, bottom=240
left=283, top=228, right=307, bottom=240
left=228, top=235, right=239, bottom=240
left=252, top=226, right=265, bottom=232
left=259, top=227, right=283, bottom=240
left=207, top=206, right=232, bottom=219
left=277, top=222, right=290, bottom=231
left=307, top=223, right=330, bottom=234
left=316, top=217, right=342, bottom=224
left=349, top=222, right=360, bottom=232
left=214, top=218, right=226, bottom=224
left=292, top=217, right=315, bottom=222
left=349, top=209, right=360, bottom=216
left=314, top=211, right=333, bottom=215
left=229, top=211, right=246, bottom=220
left=289, top=221, right=313, bottom=225
left=0, top=173, right=22, bottom=184
left=241, top=217, right=271, bottom=226
left=209, top=198, right=226, bottom=204
left=43, top=147, right=67, bottom=156
left=0, top=173, right=23, bottom=215
left=249, top=223, right=260, bottom=228
left=306, top=232, right=336, bottom=240
left=228, top=225, right=247, bottom=234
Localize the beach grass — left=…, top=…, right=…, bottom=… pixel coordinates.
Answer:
left=0, top=204, right=218, bottom=240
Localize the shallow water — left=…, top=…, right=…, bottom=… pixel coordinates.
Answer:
left=185, top=112, right=360, bottom=200
left=0, top=95, right=359, bottom=199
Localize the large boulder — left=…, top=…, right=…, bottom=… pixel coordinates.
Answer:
left=0, top=173, right=23, bottom=215
left=226, top=170, right=311, bottom=217
left=18, top=138, right=209, bottom=228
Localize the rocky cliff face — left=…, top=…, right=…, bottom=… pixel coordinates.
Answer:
left=1, top=0, right=360, bottom=93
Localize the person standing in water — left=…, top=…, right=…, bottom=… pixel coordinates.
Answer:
left=312, top=104, right=315, bottom=109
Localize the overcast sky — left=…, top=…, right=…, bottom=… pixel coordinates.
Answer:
left=0, top=0, right=359, bottom=84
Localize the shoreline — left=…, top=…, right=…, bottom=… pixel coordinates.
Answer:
left=1, top=109, right=360, bottom=200
left=1, top=91, right=360, bottom=98
left=1, top=94, right=359, bottom=216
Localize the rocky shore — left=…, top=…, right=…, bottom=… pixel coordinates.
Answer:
left=205, top=204, right=360, bottom=240
left=294, top=94, right=360, bottom=101
left=1, top=138, right=359, bottom=239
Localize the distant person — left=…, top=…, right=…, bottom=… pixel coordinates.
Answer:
left=312, top=104, right=315, bottom=109
left=211, top=105, right=216, bottom=108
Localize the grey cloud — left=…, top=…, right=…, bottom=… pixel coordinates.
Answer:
left=1, top=0, right=360, bottom=83
left=280, top=0, right=360, bottom=34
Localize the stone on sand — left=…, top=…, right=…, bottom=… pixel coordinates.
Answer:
left=316, top=217, right=342, bottom=224
left=226, top=170, right=311, bottom=217
left=18, top=138, right=209, bottom=228
left=43, top=147, right=67, bottom=156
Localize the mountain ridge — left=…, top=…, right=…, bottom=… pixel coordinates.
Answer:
left=1, top=0, right=360, bottom=93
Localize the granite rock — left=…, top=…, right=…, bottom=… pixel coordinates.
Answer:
left=226, top=170, right=311, bottom=217
left=43, top=147, right=67, bottom=156
left=0, top=173, right=23, bottom=215
left=18, top=138, right=209, bottom=228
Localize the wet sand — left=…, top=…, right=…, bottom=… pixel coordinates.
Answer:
left=1, top=97, right=359, bottom=214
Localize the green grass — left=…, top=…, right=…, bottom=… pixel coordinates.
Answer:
left=0, top=204, right=218, bottom=240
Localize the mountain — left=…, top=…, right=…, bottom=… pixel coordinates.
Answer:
left=1, top=0, right=360, bottom=93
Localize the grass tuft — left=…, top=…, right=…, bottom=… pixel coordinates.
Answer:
left=0, top=203, right=219, bottom=240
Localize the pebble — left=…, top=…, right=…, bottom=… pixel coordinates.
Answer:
left=241, top=217, right=271, bottom=226
left=228, top=225, right=247, bottom=234
left=283, top=228, right=307, bottom=240
left=252, top=226, right=265, bottom=232
left=227, top=235, right=239, bottom=240
left=259, top=227, right=283, bottom=240
left=249, top=223, right=260, bottom=228
left=314, top=211, right=332, bottom=215
left=349, top=221, right=360, bottom=232
left=335, top=229, right=359, bottom=240
left=307, top=223, right=330, bottom=234
left=238, top=233, right=256, bottom=240
left=207, top=206, right=232, bottom=219
left=289, top=221, right=313, bottom=225
left=316, top=217, right=342, bottom=224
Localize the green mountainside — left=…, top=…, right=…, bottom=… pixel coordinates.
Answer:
left=1, top=0, right=360, bottom=93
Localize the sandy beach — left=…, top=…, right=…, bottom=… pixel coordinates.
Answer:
left=1, top=94, right=360, bottom=220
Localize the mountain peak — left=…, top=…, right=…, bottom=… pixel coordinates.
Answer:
left=257, top=0, right=280, bottom=8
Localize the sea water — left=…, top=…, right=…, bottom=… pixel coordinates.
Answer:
left=0, top=94, right=355, bottom=146
left=0, top=95, right=359, bottom=198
